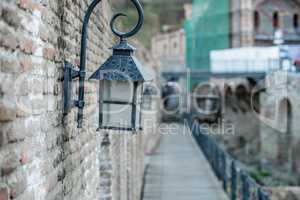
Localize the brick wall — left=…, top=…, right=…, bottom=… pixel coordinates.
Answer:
left=0, top=0, right=160, bottom=200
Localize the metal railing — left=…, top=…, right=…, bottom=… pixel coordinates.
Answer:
left=185, top=115, right=271, bottom=200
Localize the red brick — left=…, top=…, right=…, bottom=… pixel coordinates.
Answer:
left=20, top=151, right=30, bottom=165
left=16, top=107, right=28, bottom=118
left=39, top=26, right=49, bottom=42
left=31, top=2, right=43, bottom=12
left=18, top=0, right=30, bottom=10
left=20, top=38, right=36, bottom=54
left=20, top=55, right=33, bottom=72
left=0, top=188, right=8, bottom=200
left=43, top=47, right=56, bottom=60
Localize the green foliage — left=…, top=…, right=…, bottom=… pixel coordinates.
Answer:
left=111, top=0, right=191, bottom=48
left=249, top=170, right=272, bottom=185
left=122, top=5, right=160, bottom=48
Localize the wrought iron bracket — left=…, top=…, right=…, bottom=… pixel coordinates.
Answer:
left=63, top=61, right=83, bottom=115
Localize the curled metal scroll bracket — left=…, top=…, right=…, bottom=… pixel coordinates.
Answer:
left=110, top=0, right=144, bottom=39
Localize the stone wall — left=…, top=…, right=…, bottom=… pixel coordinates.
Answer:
left=260, top=71, right=300, bottom=183
left=230, top=0, right=254, bottom=47
left=0, top=0, right=160, bottom=200
left=210, top=78, right=261, bottom=163
left=230, top=0, right=300, bottom=47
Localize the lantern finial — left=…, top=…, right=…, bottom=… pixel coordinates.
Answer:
left=110, top=0, right=144, bottom=40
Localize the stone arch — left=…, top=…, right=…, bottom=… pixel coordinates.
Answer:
left=224, top=85, right=237, bottom=113
left=224, top=86, right=233, bottom=105
left=293, top=13, right=299, bottom=29
left=192, top=83, right=221, bottom=115
left=246, top=77, right=257, bottom=88
left=235, top=84, right=251, bottom=113
left=254, top=10, right=260, bottom=31
left=247, top=78, right=261, bottom=114
left=273, top=11, right=280, bottom=29
left=277, top=98, right=293, bottom=167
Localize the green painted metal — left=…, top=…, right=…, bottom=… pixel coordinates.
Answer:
left=184, top=0, right=230, bottom=89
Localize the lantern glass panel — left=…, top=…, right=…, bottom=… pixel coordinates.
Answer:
left=102, top=103, right=132, bottom=127
left=99, top=80, right=144, bottom=130
left=102, top=81, right=133, bottom=102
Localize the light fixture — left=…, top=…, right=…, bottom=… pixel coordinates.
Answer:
left=142, top=84, right=157, bottom=110
left=63, top=0, right=151, bottom=131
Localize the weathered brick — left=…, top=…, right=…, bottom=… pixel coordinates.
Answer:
left=8, top=171, right=27, bottom=199
left=1, top=152, right=19, bottom=176
left=20, top=38, right=36, bottom=54
left=0, top=187, right=8, bottom=200
left=39, top=25, right=49, bottom=42
left=0, top=27, right=18, bottom=50
left=18, top=0, right=31, bottom=10
left=1, top=6, right=21, bottom=28
left=0, top=57, right=20, bottom=74
left=19, top=150, right=30, bottom=165
left=7, top=120, right=26, bottom=143
left=19, top=54, right=33, bottom=72
left=0, top=102, right=16, bottom=122
left=0, top=129, right=7, bottom=147
left=43, top=47, right=56, bottom=60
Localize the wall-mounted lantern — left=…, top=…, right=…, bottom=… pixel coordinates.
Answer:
left=192, top=83, right=221, bottom=118
left=63, top=0, right=151, bottom=131
left=142, top=85, right=157, bottom=110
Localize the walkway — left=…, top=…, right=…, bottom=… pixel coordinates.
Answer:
left=142, top=124, right=229, bottom=200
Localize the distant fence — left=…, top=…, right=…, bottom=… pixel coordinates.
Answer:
left=185, top=115, right=271, bottom=200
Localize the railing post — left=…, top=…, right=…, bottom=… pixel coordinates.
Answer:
left=209, top=139, right=213, bottom=166
left=241, top=172, right=250, bottom=200
left=221, top=152, right=227, bottom=192
left=215, top=147, right=220, bottom=177
left=258, top=188, right=270, bottom=200
left=265, top=194, right=270, bottom=200
left=231, top=162, right=237, bottom=200
left=258, top=188, right=264, bottom=200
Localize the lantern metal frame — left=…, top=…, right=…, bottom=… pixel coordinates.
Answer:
left=63, top=0, right=150, bottom=129
left=97, top=81, right=143, bottom=131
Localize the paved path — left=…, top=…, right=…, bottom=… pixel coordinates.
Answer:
left=142, top=124, right=229, bottom=200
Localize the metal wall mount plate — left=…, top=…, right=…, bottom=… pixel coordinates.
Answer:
left=63, top=61, right=80, bottom=115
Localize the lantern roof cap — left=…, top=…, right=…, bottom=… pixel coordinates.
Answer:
left=112, top=39, right=136, bottom=51
left=89, top=40, right=152, bottom=82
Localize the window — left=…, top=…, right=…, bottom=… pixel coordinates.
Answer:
left=293, top=14, right=299, bottom=29
left=254, top=11, right=260, bottom=30
left=173, top=42, right=178, bottom=49
left=273, top=11, right=279, bottom=29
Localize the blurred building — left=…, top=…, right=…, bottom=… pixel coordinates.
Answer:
left=185, top=0, right=300, bottom=70
left=231, top=0, right=300, bottom=47
left=151, top=29, right=188, bottom=115
left=151, top=29, right=186, bottom=73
